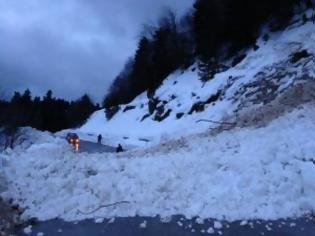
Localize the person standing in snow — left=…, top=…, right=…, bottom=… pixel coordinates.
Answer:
left=116, top=144, right=123, bottom=153
left=97, top=134, right=102, bottom=144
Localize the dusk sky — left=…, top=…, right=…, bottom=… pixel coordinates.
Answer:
left=0, top=0, right=193, bottom=102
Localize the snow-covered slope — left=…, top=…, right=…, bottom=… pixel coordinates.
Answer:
left=79, top=13, right=315, bottom=148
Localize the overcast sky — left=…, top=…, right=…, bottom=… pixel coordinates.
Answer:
left=0, top=0, right=193, bottom=103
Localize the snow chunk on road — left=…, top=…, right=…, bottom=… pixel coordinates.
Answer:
left=207, top=227, right=215, bottom=234
left=196, top=217, right=204, bottom=224
left=108, top=218, right=115, bottom=224
left=177, top=221, right=183, bottom=227
left=94, top=218, right=104, bottom=224
left=214, top=221, right=223, bottom=229
left=240, top=220, right=248, bottom=226
left=23, top=225, right=32, bottom=235
left=160, top=216, right=172, bottom=223
left=139, top=220, right=147, bottom=228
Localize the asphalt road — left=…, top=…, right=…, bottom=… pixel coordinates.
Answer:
left=79, top=140, right=117, bottom=154
left=14, top=215, right=315, bottom=236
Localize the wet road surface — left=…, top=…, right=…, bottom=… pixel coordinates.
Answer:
left=14, top=215, right=315, bottom=236
left=79, top=140, right=116, bottom=154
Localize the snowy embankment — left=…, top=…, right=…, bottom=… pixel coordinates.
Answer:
left=2, top=105, right=315, bottom=222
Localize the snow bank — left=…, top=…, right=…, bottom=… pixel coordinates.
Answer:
left=3, top=127, right=65, bottom=152
left=2, top=104, right=315, bottom=222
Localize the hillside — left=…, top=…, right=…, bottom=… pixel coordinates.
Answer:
left=79, top=11, right=315, bottom=148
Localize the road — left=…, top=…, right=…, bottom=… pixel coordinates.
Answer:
left=79, top=140, right=117, bottom=154
left=13, top=215, right=315, bottom=236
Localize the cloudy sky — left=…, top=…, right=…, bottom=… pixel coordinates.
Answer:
left=0, top=0, right=193, bottom=103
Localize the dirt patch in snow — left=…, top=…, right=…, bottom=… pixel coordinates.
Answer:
left=213, top=76, right=315, bottom=135
left=0, top=197, right=23, bottom=235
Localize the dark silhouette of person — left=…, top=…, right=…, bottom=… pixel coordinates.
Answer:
left=116, top=144, right=123, bottom=153
left=97, top=134, right=102, bottom=144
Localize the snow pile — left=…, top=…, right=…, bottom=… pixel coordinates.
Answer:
left=2, top=104, right=315, bottom=221
left=0, top=128, right=66, bottom=178
left=77, top=17, right=315, bottom=148
left=3, top=127, right=65, bottom=152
